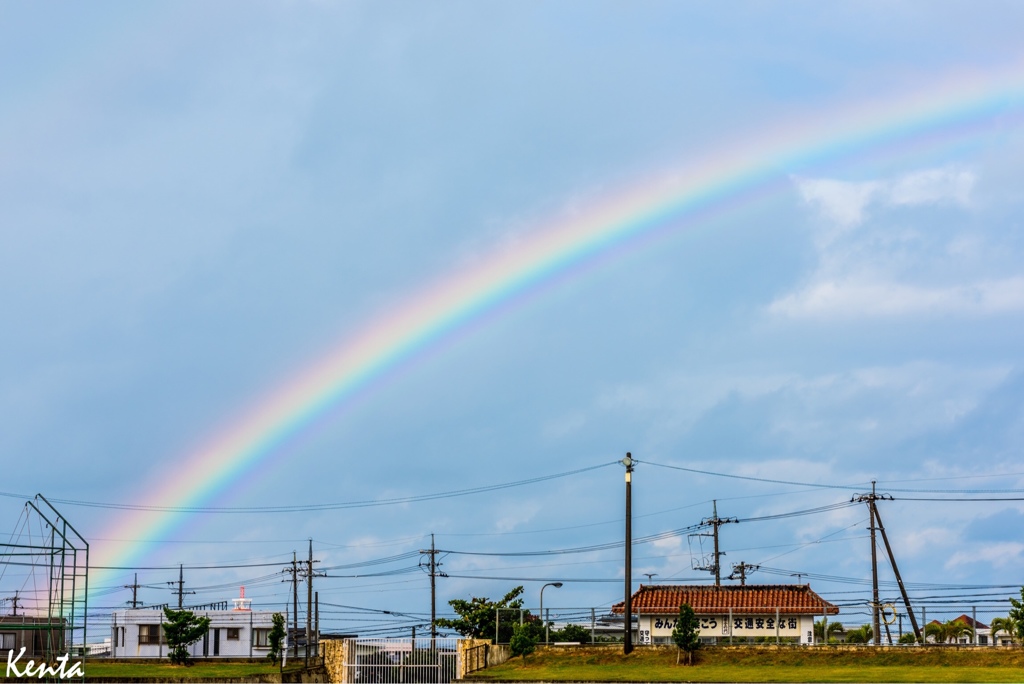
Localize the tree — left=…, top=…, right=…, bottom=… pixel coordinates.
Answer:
left=945, top=620, right=973, bottom=644
left=1009, top=587, right=1024, bottom=641
left=162, top=607, right=211, bottom=666
left=509, top=623, right=536, bottom=659
left=845, top=624, right=873, bottom=644
left=990, top=616, right=1017, bottom=645
left=898, top=631, right=917, bottom=644
left=435, top=586, right=537, bottom=644
left=266, top=612, right=287, bottom=664
left=925, top=621, right=947, bottom=644
left=671, top=603, right=701, bottom=665
left=926, top=619, right=972, bottom=645
left=814, top=618, right=844, bottom=644
left=550, top=623, right=592, bottom=644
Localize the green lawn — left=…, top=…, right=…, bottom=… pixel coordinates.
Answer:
left=468, top=645, right=1024, bottom=683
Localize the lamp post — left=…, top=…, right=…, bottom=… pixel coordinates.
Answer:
left=622, top=453, right=634, bottom=654
left=540, top=582, right=563, bottom=644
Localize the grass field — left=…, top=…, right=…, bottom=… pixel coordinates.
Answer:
left=468, top=645, right=1024, bottom=683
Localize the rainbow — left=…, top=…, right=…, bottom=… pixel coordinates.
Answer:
left=94, top=62, right=1024, bottom=582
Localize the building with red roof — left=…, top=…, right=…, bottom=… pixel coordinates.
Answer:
left=612, top=584, right=839, bottom=645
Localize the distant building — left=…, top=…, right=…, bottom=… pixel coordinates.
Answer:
left=0, top=615, right=67, bottom=660
left=110, top=588, right=278, bottom=659
left=926, top=614, right=1013, bottom=646
left=612, top=584, right=839, bottom=645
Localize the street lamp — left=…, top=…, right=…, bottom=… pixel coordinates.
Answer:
left=540, top=582, right=563, bottom=644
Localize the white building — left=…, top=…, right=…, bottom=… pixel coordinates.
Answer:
left=613, top=584, right=839, bottom=645
left=110, top=588, right=278, bottom=659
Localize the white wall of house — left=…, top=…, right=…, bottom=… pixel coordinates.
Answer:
left=110, top=609, right=276, bottom=659
left=637, top=613, right=816, bottom=645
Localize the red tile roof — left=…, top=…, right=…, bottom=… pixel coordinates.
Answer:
left=929, top=615, right=988, bottom=629
left=612, top=584, right=839, bottom=615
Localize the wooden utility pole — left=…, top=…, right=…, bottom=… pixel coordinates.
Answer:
left=305, top=539, right=321, bottom=664
left=869, top=485, right=880, bottom=644
left=728, top=562, right=760, bottom=586
left=692, top=501, right=738, bottom=586
left=125, top=573, right=142, bottom=608
left=623, top=453, right=634, bottom=655
left=870, top=494, right=922, bottom=643
left=5, top=592, right=20, bottom=616
left=292, top=552, right=299, bottom=658
left=853, top=481, right=921, bottom=645
left=419, top=534, right=441, bottom=639
left=431, top=534, right=437, bottom=639
left=167, top=565, right=193, bottom=609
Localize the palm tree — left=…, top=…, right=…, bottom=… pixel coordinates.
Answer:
left=925, top=621, right=949, bottom=644
left=814, top=618, right=844, bottom=644
left=926, top=620, right=973, bottom=644
left=990, top=617, right=1017, bottom=645
left=845, top=624, right=873, bottom=644
left=946, top=620, right=973, bottom=644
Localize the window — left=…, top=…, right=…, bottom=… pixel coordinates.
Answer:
left=254, top=629, right=270, bottom=647
left=227, top=628, right=240, bottom=641
left=138, top=625, right=164, bottom=645
left=1, top=633, right=16, bottom=650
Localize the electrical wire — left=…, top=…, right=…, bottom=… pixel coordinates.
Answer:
left=0, top=461, right=617, bottom=513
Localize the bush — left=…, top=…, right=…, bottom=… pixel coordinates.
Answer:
left=550, top=623, right=591, bottom=644
left=510, top=623, right=536, bottom=659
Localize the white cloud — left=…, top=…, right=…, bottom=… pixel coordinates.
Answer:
left=794, top=167, right=974, bottom=231
left=796, top=177, right=880, bottom=233
left=898, top=527, right=955, bottom=557
left=945, top=541, right=1024, bottom=571
left=772, top=165, right=1024, bottom=319
left=887, top=167, right=974, bottom=207
left=769, top=276, right=1024, bottom=318
left=493, top=501, right=542, bottom=533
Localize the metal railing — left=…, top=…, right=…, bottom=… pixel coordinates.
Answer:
left=343, top=637, right=459, bottom=683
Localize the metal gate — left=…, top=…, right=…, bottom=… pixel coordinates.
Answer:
left=344, top=637, right=459, bottom=684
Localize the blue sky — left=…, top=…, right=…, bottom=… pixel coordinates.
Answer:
left=2, top=2, right=1023, bottom=638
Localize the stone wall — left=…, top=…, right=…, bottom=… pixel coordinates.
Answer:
left=320, top=639, right=350, bottom=683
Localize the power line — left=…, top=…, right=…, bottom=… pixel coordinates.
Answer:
left=641, top=460, right=868, bottom=490
left=0, top=461, right=617, bottom=513
left=628, top=461, right=1024, bottom=495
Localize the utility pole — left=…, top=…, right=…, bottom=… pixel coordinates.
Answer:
left=853, top=481, right=922, bottom=645
left=167, top=565, right=194, bottom=609
left=6, top=592, right=19, bottom=616
left=125, top=573, right=142, bottom=608
left=303, top=539, right=322, bottom=664
left=419, top=534, right=445, bottom=640
left=728, top=562, right=760, bottom=586
left=282, top=554, right=302, bottom=659
left=692, top=500, right=738, bottom=586
left=622, top=453, right=634, bottom=655
left=292, top=553, right=299, bottom=658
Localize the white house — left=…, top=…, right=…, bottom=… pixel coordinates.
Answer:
left=613, top=584, right=839, bottom=645
left=927, top=614, right=1016, bottom=646
left=110, top=588, right=278, bottom=659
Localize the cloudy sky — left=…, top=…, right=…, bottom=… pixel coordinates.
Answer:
left=2, top=2, right=1024, bottom=637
